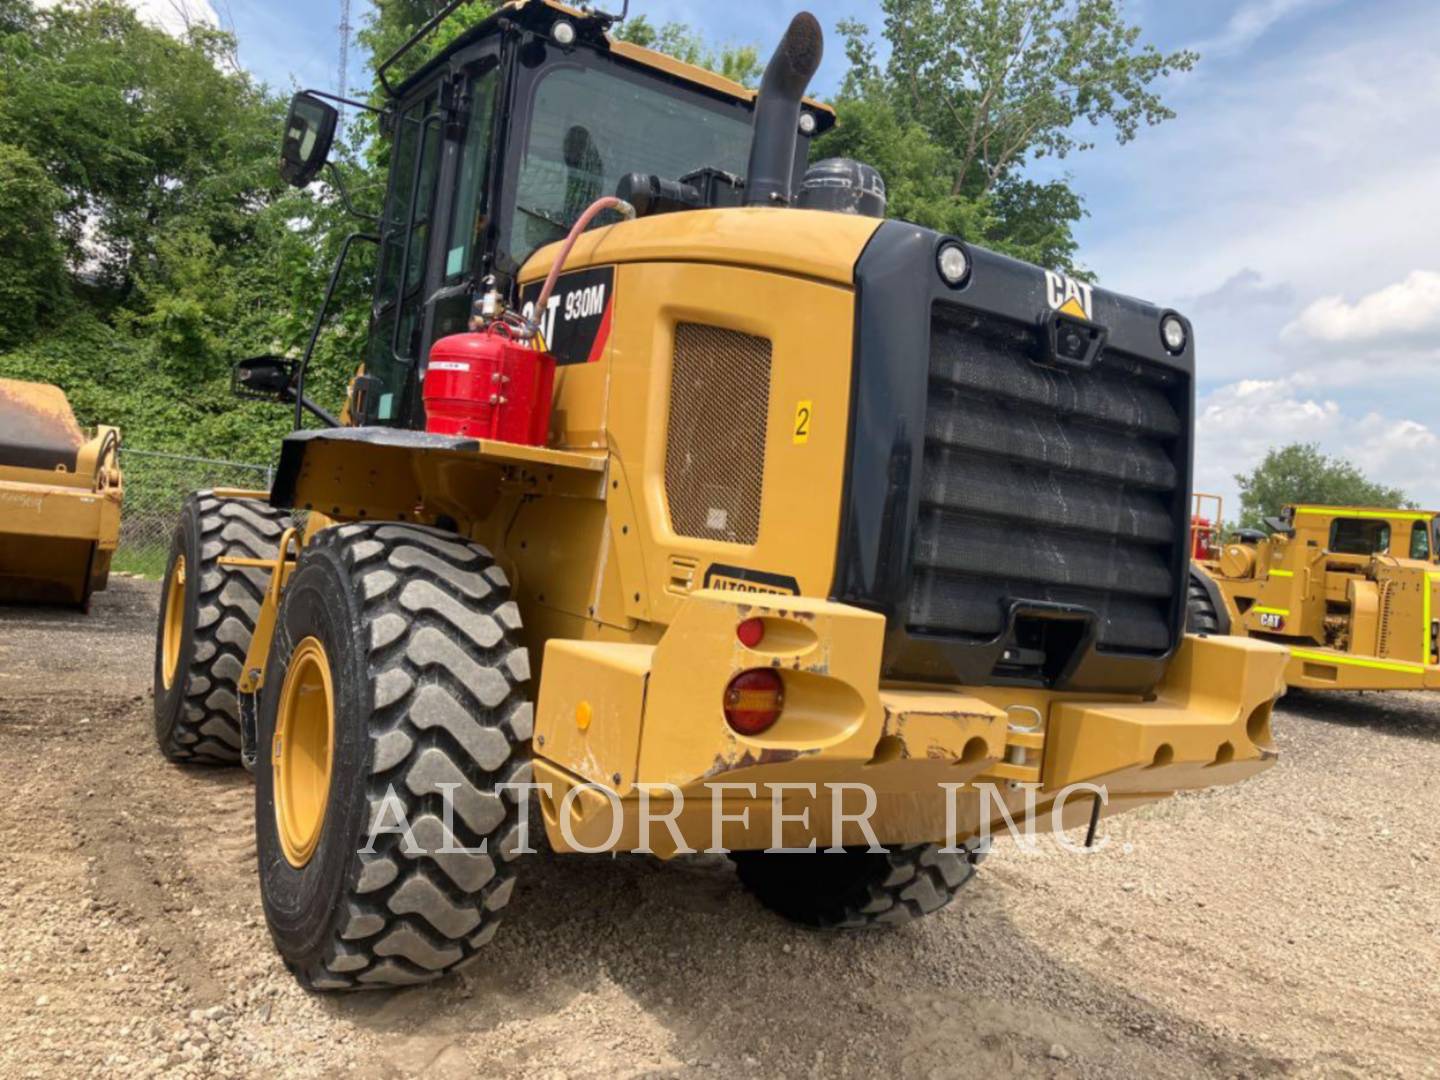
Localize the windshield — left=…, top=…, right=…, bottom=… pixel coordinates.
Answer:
left=504, top=61, right=754, bottom=268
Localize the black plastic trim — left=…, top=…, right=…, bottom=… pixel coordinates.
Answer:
left=833, top=220, right=1197, bottom=695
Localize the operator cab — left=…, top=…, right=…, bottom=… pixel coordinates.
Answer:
left=1284, top=506, right=1440, bottom=564
left=276, top=0, right=833, bottom=430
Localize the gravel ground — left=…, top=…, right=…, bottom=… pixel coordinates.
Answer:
left=0, top=578, right=1437, bottom=1078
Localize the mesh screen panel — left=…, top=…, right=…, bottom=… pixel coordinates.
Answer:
left=664, top=323, right=772, bottom=544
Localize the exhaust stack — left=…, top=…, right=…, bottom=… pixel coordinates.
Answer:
left=743, top=12, right=823, bottom=208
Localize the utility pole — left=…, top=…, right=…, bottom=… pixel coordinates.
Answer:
left=337, top=0, right=352, bottom=132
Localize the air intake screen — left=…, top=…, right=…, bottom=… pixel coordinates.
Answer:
left=664, top=323, right=772, bottom=544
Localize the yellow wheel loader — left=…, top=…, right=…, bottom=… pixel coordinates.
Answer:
left=152, top=0, right=1288, bottom=991
left=1190, top=497, right=1440, bottom=691
left=0, top=378, right=122, bottom=611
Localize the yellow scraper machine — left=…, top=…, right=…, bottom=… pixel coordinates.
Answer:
left=0, top=378, right=122, bottom=610
left=1191, top=494, right=1440, bottom=691
left=151, top=0, right=1287, bottom=990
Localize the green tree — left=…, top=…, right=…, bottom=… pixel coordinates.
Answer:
left=357, top=0, right=497, bottom=91
left=616, top=14, right=762, bottom=87
left=1234, top=443, right=1412, bottom=530
left=0, top=1, right=284, bottom=287
left=819, top=0, right=1195, bottom=272
left=0, top=142, right=68, bottom=345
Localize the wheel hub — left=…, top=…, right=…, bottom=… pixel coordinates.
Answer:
left=274, top=636, right=335, bottom=868
left=161, top=555, right=186, bottom=690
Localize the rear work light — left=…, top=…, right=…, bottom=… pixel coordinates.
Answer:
left=724, top=669, right=784, bottom=736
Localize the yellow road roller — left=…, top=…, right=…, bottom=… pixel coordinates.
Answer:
left=0, top=378, right=122, bottom=611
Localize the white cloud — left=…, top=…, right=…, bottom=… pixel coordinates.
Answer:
left=1188, top=0, right=1336, bottom=59
left=1282, top=270, right=1440, bottom=345
left=35, top=0, right=219, bottom=38
left=1195, top=376, right=1440, bottom=511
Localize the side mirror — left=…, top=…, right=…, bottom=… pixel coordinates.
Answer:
left=232, top=355, right=297, bottom=401
left=279, top=92, right=338, bottom=189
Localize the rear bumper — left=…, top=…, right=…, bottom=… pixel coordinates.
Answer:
left=533, top=590, right=1288, bottom=854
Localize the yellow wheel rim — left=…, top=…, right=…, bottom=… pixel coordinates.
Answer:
left=273, top=636, right=335, bottom=869
left=161, top=555, right=186, bottom=691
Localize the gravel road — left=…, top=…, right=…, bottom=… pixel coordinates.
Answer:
left=1, top=578, right=1436, bottom=1078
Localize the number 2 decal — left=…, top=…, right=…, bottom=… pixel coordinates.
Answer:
left=793, top=400, right=813, bottom=445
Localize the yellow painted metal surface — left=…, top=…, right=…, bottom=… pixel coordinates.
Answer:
left=273, top=636, right=335, bottom=868
left=535, top=640, right=653, bottom=794
left=0, top=379, right=122, bottom=606
left=241, top=203, right=1290, bottom=853
left=520, top=208, right=882, bottom=288
left=161, top=555, right=186, bottom=690
left=1198, top=503, right=1440, bottom=692
left=533, top=584, right=1288, bottom=853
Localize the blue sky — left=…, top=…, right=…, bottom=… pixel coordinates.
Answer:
left=148, top=0, right=1440, bottom=511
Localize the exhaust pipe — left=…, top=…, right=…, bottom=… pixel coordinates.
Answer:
left=743, top=12, right=823, bottom=208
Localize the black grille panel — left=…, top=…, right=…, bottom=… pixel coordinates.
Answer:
left=908, top=308, right=1187, bottom=654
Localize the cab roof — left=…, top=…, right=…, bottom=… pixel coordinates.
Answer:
left=1288, top=505, right=1438, bottom=521
left=393, top=0, right=835, bottom=130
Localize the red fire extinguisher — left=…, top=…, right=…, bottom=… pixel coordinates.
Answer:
left=423, top=322, right=556, bottom=446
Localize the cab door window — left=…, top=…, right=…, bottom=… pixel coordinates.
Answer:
left=1411, top=521, right=1432, bottom=560
left=367, top=90, right=442, bottom=422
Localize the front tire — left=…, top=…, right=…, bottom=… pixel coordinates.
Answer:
left=731, top=843, right=982, bottom=929
left=255, top=523, right=533, bottom=991
left=153, top=494, right=292, bottom=765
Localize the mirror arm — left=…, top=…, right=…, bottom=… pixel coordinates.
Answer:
left=325, top=162, right=380, bottom=224
left=297, top=395, right=340, bottom=428
left=294, top=231, right=381, bottom=432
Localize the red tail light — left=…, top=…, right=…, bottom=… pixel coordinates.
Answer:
left=723, top=669, right=784, bottom=736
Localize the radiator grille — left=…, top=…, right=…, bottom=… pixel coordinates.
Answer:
left=908, top=308, right=1186, bottom=654
left=664, top=323, right=772, bottom=545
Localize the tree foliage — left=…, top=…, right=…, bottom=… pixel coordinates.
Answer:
left=0, top=0, right=1187, bottom=468
left=1234, top=444, right=1412, bottom=530
left=615, top=14, right=762, bottom=87
left=0, top=0, right=365, bottom=459
left=0, top=142, right=68, bottom=345
left=818, top=0, right=1194, bottom=272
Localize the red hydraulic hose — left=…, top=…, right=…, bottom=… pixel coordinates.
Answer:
left=528, top=196, right=635, bottom=335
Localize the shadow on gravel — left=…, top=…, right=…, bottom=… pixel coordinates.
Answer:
left=1280, top=688, right=1440, bottom=744
left=318, top=850, right=1289, bottom=1078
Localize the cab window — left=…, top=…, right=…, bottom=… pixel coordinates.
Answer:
left=1412, top=521, right=1432, bottom=560
left=1329, top=518, right=1390, bottom=556
left=367, top=90, right=443, bottom=421
left=507, top=63, right=754, bottom=265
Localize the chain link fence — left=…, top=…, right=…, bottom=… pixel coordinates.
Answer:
left=116, top=449, right=274, bottom=577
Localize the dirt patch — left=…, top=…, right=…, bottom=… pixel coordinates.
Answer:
left=0, top=579, right=1437, bottom=1077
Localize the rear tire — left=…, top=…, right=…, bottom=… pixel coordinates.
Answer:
left=731, top=843, right=982, bottom=930
left=1186, top=569, right=1223, bottom=635
left=153, top=493, right=292, bottom=765
left=255, top=523, right=533, bottom=991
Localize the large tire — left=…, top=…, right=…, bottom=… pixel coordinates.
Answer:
left=153, top=493, right=292, bottom=765
left=255, top=523, right=533, bottom=991
left=731, top=842, right=983, bottom=930
left=1186, top=569, right=1223, bottom=635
